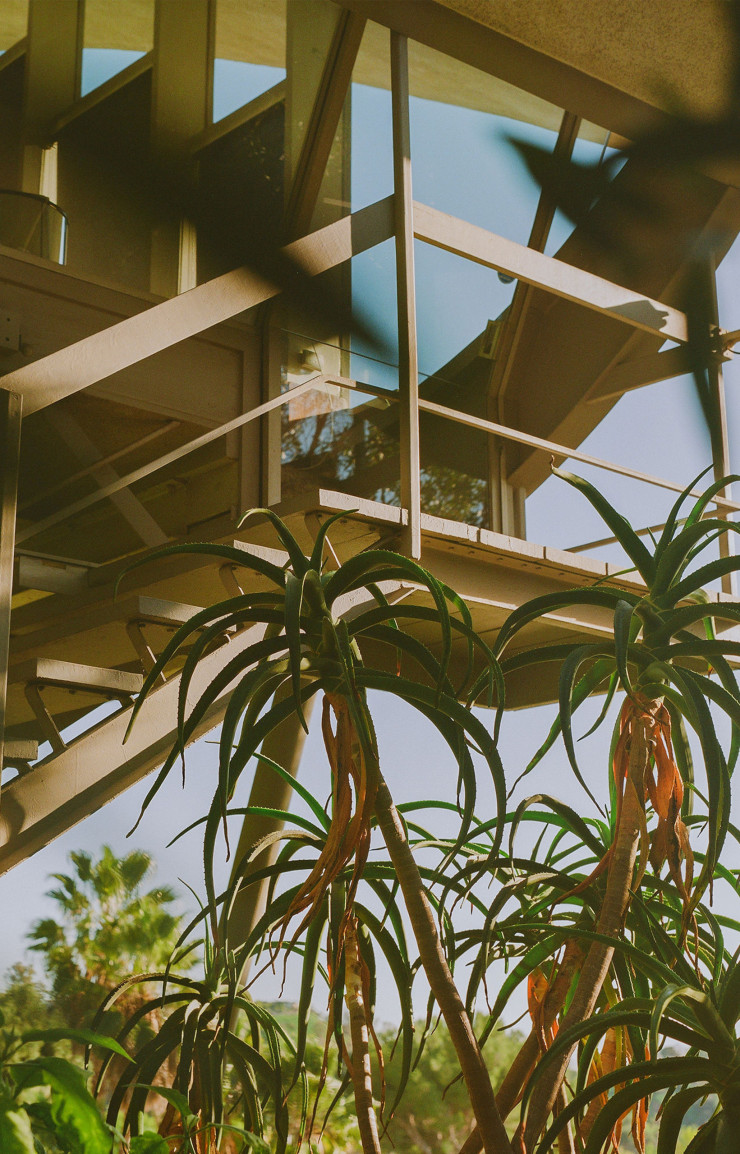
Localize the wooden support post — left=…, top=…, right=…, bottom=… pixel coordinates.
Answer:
left=707, top=256, right=735, bottom=596
left=151, top=0, right=215, bottom=296
left=391, top=32, right=421, bottom=559
left=23, top=0, right=82, bottom=193
left=225, top=691, right=316, bottom=973
left=0, top=391, right=22, bottom=783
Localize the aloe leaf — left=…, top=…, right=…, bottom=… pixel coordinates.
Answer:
left=238, top=507, right=307, bottom=575
left=684, top=472, right=740, bottom=529
left=115, top=541, right=287, bottom=601
left=657, top=1086, right=713, bottom=1154
left=576, top=1069, right=714, bottom=1154
left=494, top=587, right=637, bottom=658
left=308, top=509, right=349, bottom=573
left=553, top=466, right=656, bottom=582
left=285, top=570, right=310, bottom=731
left=355, top=901, right=415, bottom=1120
left=613, top=597, right=638, bottom=695
left=655, top=467, right=712, bottom=556
left=661, top=552, right=740, bottom=606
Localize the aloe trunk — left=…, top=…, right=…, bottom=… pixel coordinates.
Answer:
left=520, top=710, right=651, bottom=1151
left=458, top=939, right=584, bottom=1154
left=373, top=779, right=514, bottom=1154
left=344, top=919, right=382, bottom=1154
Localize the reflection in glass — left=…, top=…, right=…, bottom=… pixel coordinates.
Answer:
left=81, top=0, right=153, bottom=97
left=196, top=98, right=284, bottom=282
left=280, top=335, right=399, bottom=507
left=213, top=0, right=286, bottom=123
left=0, top=190, right=67, bottom=262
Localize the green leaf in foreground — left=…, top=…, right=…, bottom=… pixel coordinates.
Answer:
left=0, top=1103, right=35, bottom=1154
left=130, top=1135, right=171, bottom=1154
left=14, top=1056, right=113, bottom=1154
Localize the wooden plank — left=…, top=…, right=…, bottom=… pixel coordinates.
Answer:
left=588, top=345, right=693, bottom=401
left=0, top=391, right=21, bottom=778
left=413, top=201, right=690, bottom=344
left=391, top=32, right=421, bottom=560
left=0, top=195, right=394, bottom=416
left=9, top=658, right=143, bottom=696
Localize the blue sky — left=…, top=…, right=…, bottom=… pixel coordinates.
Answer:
left=4, top=52, right=740, bottom=1029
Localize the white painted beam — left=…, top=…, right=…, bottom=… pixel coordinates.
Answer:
left=0, top=196, right=394, bottom=416
left=413, top=202, right=689, bottom=344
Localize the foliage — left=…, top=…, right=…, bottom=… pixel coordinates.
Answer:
left=0, top=1007, right=128, bottom=1154
left=117, top=507, right=512, bottom=1152
left=103, top=468, right=740, bottom=1154
left=28, top=847, right=184, bottom=1045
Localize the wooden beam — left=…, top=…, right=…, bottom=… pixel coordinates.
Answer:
left=15, top=376, right=326, bottom=545
left=23, top=0, right=82, bottom=190
left=418, top=398, right=740, bottom=514
left=391, top=33, right=421, bottom=560
left=587, top=345, right=694, bottom=401
left=151, top=0, right=215, bottom=295
left=489, top=110, right=581, bottom=535
left=0, top=391, right=22, bottom=782
left=45, top=409, right=168, bottom=548
left=286, top=8, right=366, bottom=238
left=0, top=622, right=264, bottom=872
left=331, top=0, right=675, bottom=142
left=413, top=202, right=690, bottom=344
left=0, top=195, right=394, bottom=417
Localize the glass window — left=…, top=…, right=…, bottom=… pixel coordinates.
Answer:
left=0, top=0, right=28, bottom=52
left=213, top=0, right=286, bottom=123
left=81, top=0, right=153, bottom=97
left=279, top=327, right=400, bottom=508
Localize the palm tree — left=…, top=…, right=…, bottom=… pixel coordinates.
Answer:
left=29, top=845, right=183, bottom=1043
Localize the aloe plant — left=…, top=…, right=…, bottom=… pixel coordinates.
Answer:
left=120, top=509, right=513, bottom=1154
left=90, top=927, right=295, bottom=1154
left=483, top=467, right=740, bottom=1151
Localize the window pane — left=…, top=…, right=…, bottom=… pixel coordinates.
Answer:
left=213, top=0, right=286, bottom=123
left=81, top=0, right=153, bottom=97
left=0, top=0, right=28, bottom=51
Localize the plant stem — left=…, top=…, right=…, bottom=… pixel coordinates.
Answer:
left=344, top=918, right=382, bottom=1154
left=458, top=938, right=584, bottom=1154
left=373, top=778, right=514, bottom=1154
left=520, top=711, right=652, bottom=1152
